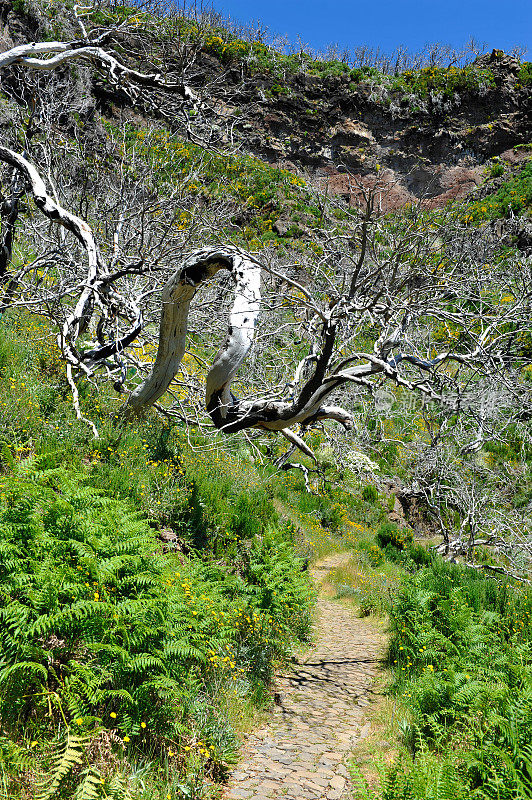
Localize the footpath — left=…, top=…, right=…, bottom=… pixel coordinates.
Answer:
left=224, top=552, right=386, bottom=800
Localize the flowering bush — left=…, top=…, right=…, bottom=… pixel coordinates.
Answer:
left=394, top=64, right=495, bottom=99
left=376, top=521, right=413, bottom=551
left=465, top=159, right=532, bottom=222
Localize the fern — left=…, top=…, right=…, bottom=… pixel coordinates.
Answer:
left=0, top=451, right=314, bottom=794
left=37, top=731, right=86, bottom=800
left=0, top=660, right=48, bottom=686
left=74, top=767, right=103, bottom=800
left=388, top=561, right=532, bottom=800
left=106, top=773, right=133, bottom=800
left=350, top=764, right=379, bottom=800
left=0, top=735, right=34, bottom=772
left=430, top=762, right=467, bottom=800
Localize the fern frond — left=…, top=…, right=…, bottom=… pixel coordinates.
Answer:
left=107, top=772, right=133, bottom=800
left=37, top=730, right=86, bottom=800
left=128, top=654, right=166, bottom=674
left=0, top=660, right=48, bottom=686
left=74, top=767, right=103, bottom=800
left=163, top=640, right=206, bottom=662
left=0, top=735, right=35, bottom=772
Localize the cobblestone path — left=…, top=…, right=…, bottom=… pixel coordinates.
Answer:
left=224, top=552, right=386, bottom=800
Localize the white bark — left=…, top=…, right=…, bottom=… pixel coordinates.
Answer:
left=0, top=147, right=141, bottom=366
left=0, top=41, right=198, bottom=104
left=127, top=246, right=261, bottom=416
left=126, top=247, right=355, bottom=433
left=0, top=146, right=98, bottom=259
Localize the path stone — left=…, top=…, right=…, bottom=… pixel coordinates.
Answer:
left=223, top=553, right=386, bottom=799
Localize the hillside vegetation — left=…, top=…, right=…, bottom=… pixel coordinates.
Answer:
left=0, top=1, right=531, bottom=798
left=0, top=309, right=395, bottom=798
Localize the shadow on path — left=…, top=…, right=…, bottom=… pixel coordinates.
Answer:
left=223, top=552, right=387, bottom=800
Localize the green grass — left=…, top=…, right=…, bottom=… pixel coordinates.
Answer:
left=354, top=559, right=532, bottom=800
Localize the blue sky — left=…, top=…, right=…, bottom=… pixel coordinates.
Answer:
left=214, top=0, right=531, bottom=58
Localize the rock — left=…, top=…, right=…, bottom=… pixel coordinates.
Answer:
left=158, top=528, right=177, bottom=543
left=516, top=222, right=532, bottom=252
left=223, top=51, right=531, bottom=214
left=272, top=218, right=291, bottom=236
left=331, top=120, right=373, bottom=144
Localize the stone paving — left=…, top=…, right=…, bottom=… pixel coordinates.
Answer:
left=224, top=553, right=386, bottom=800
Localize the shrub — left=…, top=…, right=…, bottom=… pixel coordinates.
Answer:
left=489, top=160, right=505, bottom=178
left=356, top=538, right=385, bottom=567
left=466, top=159, right=532, bottom=221
left=390, top=64, right=495, bottom=101
left=362, top=485, right=379, bottom=504
left=517, top=61, right=532, bottom=87
left=405, top=542, right=432, bottom=566
left=376, top=522, right=413, bottom=550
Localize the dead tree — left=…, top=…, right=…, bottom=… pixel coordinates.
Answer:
left=0, top=2, right=531, bottom=461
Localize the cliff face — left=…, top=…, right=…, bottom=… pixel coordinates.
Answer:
left=0, top=0, right=530, bottom=216
left=218, top=50, right=531, bottom=211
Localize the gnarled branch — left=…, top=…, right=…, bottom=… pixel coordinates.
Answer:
left=0, top=40, right=198, bottom=105
left=0, top=146, right=141, bottom=367
left=125, top=247, right=355, bottom=433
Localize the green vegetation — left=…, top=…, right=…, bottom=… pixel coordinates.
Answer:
left=2, top=4, right=532, bottom=798
left=332, top=530, right=532, bottom=800
left=382, top=562, right=532, bottom=799
left=0, top=474, right=312, bottom=798
left=0, top=313, right=314, bottom=797
left=0, top=311, right=386, bottom=798
left=183, top=22, right=497, bottom=105
left=115, top=124, right=325, bottom=252
left=391, top=65, right=496, bottom=99
left=467, top=159, right=532, bottom=221
left=517, top=62, right=532, bottom=88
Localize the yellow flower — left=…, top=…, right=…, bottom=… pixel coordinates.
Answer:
left=140, top=721, right=146, bottom=729
left=75, top=718, right=83, bottom=725
left=110, top=712, right=117, bottom=719
left=123, top=736, right=130, bottom=743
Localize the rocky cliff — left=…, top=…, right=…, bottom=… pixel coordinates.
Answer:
left=1, top=0, right=530, bottom=216
left=216, top=50, right=531, bottom=211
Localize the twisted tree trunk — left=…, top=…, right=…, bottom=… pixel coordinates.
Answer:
left=126, top=246, right=353, bottom=433
left=126, top=247, right=261, bottom=420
